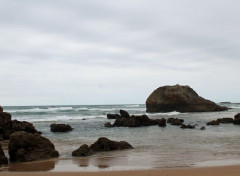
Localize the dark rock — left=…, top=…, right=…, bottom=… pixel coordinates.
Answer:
left=146, top=85, right=228, bottom=112
left=200, top=126, right=206, bottom=130
left=180, top=124, right=195, bottom=129
left=72, top=144, right=93, bottom=157
left=82, top=118, right=86, bottom=120
left=12, top=120, right=40, bottom=134
left=167, top=118, right=184, bottom=126
left=0, top=106, right=3, bottom=112
left=104, top=122, right=112, bottom=128
left=206, top=120, right=220, bottom=126
left=233, top=118, right=240, bottom=125
left=234, top=113, right=240, bottom=119
left=0, top=112, right=40, bottom=140
left=50, top=123, right=73, bottom=132
left=156, top=118, right=166, bottom=127
left=8, top=131, right=59, bottom=162
left=112, top=114, right=159, bottom=127
left=89, top=137, right=133, bottom=151
left=0, top=143, right=8, bottom=165
left=217, top=118, right=234, bottom=124
left=107, top=114, right=121, bottom=119
left=120, top=109, right=130, bottom=118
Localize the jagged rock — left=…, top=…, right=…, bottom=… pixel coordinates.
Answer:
left=217, top=118, right=234, bottom=124
left=12, top=120, right=40, bottom=134
left=200, top=126, right=206, bottom=130
left=156, top=118, right=166, bottom=127
left=89, top=137, right=133, bottom=151
left=234, top=113, right=240, bottom=119
left=50, top=123, right=73, bottom=132
left=72, top=144, right=93, bottom=157
left=146, top=85, right=228, bottom=112
left=0, top=110, right=40, bottom=140
left=104, top=122, right=112, bottom=128
left=120, top=109, right=130, bottom=118
left=206, top=120, right=220, bottom=126
left=112, top=114, right=159, bottom=127
left=107, top=114, right=121, bottom=119
left=0, top=106, right=3, bottom=112
left=8, top=131, right=59, bottom=162
left=180, top=124, right=195, bottom=129
left=167, top=118, right=184, bottom=126
left=0, top=143, right=8, bottom=165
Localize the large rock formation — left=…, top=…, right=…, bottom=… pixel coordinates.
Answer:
left=146, top=85, right=228, bottom=113
left=8, top=131, right=59, bottom=162
left=0, top=143, right=8, bottom=165
left=0, top=107, right=40, bottom=140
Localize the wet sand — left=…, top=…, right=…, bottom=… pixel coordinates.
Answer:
left=1, top=165, right=240, bottom=176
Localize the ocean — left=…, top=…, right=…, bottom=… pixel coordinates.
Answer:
left=2, top=103, right=240, bottom=171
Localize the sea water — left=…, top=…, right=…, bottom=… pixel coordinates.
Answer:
left=2, top=103, right=240, bottom=171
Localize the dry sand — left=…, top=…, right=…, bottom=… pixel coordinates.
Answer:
left=1, top=165, right=240, bottom=176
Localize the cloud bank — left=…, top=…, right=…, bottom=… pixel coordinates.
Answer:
left=0, top=0, right=240, bottom=105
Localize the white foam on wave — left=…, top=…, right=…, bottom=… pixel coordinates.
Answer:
left=147, top=111, right=187, bottom=116
left=17, top=115, right=106, bottom=123
left=8, top=107, right=73, bottom=113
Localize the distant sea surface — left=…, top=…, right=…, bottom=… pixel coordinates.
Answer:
left=2, top=103, right=240, bottom=171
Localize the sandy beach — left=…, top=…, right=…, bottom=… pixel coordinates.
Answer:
left=1, top=165, right=240, bottom=176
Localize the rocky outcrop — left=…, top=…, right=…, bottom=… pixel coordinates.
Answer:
left=0, top=108, right=40, bottom=140
left=180, top=124, right=195, bottom=129
left=217, top=118, right=234, bottom=124
left=72, top=144, right=93, bottom=157
left=0, top=106, right=3, bottom=112
left=146, top=85, right=228, bottom=113
left=234, top=113, right=240, bottom=119
left=107, top=114, right=120, bottom=119
left=167, top=118, right=184, bottom=126
left=156, top=118, right=166, bottom=127
left=89, top=137, right=133, bottom=151
left=120, top=109, right=130, bottom=118
left=0, top=143, right=8, bottom=165
left=206, top=120, right=220, bottom=126
left=105, top=110, right=165, bottom=128
left=72, top=137, right=133, bottom=157
left=8, top=131, right=59, bottom=162
left=50, top=123, right=73, bottom=132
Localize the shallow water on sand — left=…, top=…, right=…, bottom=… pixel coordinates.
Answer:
left=2, top=103, right=240, bottom=171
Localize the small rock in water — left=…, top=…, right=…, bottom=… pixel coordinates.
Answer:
left=200, top=126, right=206, bottom=130
left=50, top=123, right=73, bottom=132
left=104, top=122, right=112, bottom=128
left=180, top=124, right=195, bottom=129
left=72, top=144, right=93, bottom=157
left=206, top=120, right=220, bottom=126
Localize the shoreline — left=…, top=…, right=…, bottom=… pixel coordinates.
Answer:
left=1, top=165, right=240, bottom=176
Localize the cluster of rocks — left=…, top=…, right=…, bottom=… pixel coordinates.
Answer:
left=0, top=107, right=40, bottom=141
left=72, top=137, right=133, bottom=157
left=106, top=110, right=202, bottom=130
left=0, top=106, right=60, bottom=165
left=206, top=114, right=240, bottom=126
left=105, top=109, right=166, bottom=127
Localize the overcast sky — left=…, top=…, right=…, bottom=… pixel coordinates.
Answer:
left=0, top=0, right=240, bottom=106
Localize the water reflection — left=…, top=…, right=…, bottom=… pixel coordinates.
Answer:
left=8, top=159, right=56, bottom=171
